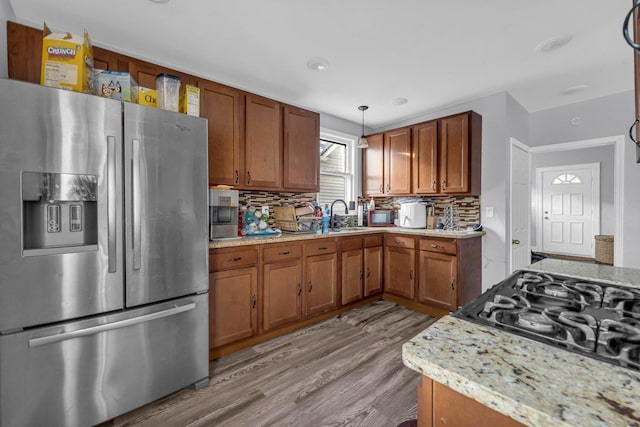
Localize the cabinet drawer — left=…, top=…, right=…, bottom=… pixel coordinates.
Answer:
left=305, top=239, right=337, bottom=256
left=341, top=237, right=363, bottom=252
left=384, top=234, right=415, bottom=249
left=210, top=248, right=258, bottom=271
left=364, top=234, right=383, bottom=248
left=263, top=244, right=302, bottom=263
left=419, top=238, right=457, bottom=255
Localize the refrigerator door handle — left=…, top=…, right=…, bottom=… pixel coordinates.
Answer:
left=28, top=303, right=196, bottom=348
left=107, top=136, right=117, bottom=273
left=132, top=138, right=142, bottom=270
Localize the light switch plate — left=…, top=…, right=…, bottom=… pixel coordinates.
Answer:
left=486, top=207, right=494, bottom=218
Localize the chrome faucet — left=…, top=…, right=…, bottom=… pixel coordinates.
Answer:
left=330, top=199, right=349, bottom=231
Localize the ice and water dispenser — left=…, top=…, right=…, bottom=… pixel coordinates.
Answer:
left=209, top=189, right=239, bottom=239
left=22, top=172, right=98, bottom=254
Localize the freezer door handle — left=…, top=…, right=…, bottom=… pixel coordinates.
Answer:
left=107, top=136, right=117, bottom=273
left=28, top=303, right=196, bottom=348
left=132, top=138, right=142, bottom=270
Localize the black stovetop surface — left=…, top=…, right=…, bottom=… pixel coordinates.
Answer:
left=453, top=270, right=640, bottom=372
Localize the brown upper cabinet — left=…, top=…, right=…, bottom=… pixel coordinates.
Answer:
left=385, top=128, right=412, bottom=195
left=364, top=111, right=482, bottom=197
left=7, top=21, right=321, bottom=192
left=362, top=133, right=385, bottom=196
left=362, top=128, right=412, bottom=196
left=198, top=80, right=242, bottom=187
left=244, top=94, right=282, bottom=190
left=282, top=105, right=320, bottom=192
left=412, top=120, right=439, bottom=194
left=439, top=112, right=481, bottom=195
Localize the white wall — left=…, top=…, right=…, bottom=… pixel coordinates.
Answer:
left=0, top=2, right=16, bottom=78
left=378, top=92, right=512, bottom=291
left=529, top=90, right=640, bottom=268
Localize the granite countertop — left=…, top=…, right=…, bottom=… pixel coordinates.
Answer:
left=402, top=259, right=640, bottom=427
left=209, top=227, right=485, bottom=249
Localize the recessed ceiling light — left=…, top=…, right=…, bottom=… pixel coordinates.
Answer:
left=392, top=97, right=408, bottom=106
left=535, top=35, right=572, bottom=53
left=306, top=57, right=330, bottom=71
left=570, top=116, right=583, bottom=126
left=562, top=84, right=588, bottom=95
left=148, top=0, right=170, bottom=3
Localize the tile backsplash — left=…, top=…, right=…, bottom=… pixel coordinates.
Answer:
left=239, top=191, right=480, bottom=229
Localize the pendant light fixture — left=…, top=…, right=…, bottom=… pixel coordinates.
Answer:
left=357, top=105, right=369, bottom=149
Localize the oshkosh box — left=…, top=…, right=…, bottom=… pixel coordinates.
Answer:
left=179, top=85, right=200, bottom=116
left=95, top=70, right=138, bottom=102
left=40, top=23, right=94, bottom=93
left=138, top=87, right=158, bottom=108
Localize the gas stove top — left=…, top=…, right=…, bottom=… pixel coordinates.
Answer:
left=453, top=270, right=640, bottom=372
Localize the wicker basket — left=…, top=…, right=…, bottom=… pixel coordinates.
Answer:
left=594, top=235, right=614, bottom=265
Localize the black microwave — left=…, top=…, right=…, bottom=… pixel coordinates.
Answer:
left=367, top=209, right=394, bottom=226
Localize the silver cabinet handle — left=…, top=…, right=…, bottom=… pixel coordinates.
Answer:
left=235, top=169, right=239, bottom=184
left=431, top=244, right=443, bottom=249
left=247, top=170, right=251, bottom=185
left=29, top=303, right=196, bottom=347
left=442, top=180, right=447, bottom=191
left=107, top=136, right=117, bottom=273
left=512, top=240, right=521, bottom=245
left=386, top=184, right=390, bottom=192
left=227, top=257, right=243, bottom=262
left=379, top=184, right=383, bottom=193
left=132, top=139, right=142, bottom=271
left=279, top=251, right=290, bottom=255
left=251, top=294, right=257, bottom=309
left=432, top=181, right=436, bottom=191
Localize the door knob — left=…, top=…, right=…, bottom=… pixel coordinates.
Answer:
left=512, top=239, right=520, bottom=245
left=544, top=217, right=549, bottom=220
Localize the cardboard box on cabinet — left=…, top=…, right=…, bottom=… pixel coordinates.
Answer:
left=40, top=23, right=94, bottom=94
left=138, top=87, right=158, bottom=108
left=94, top=71, right=138, bottom=102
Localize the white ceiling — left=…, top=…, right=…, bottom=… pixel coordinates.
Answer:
left=8, top=0, right=635, bottom=129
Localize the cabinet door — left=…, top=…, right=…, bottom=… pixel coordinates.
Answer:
left=7, top=21, right=42, bottom=84
left=364, top=246, right=383, bottom=296
left=431, top=378, right=524, bottom=427
left=305, top=253, right=338, bottom=317
left=198, top=80, right=242, bottom=186
left=362, top=133, right=384, bottom=196
left=412, top=121, right=439, bottom=194
left=283, top=106, right=320, bottom=192
left=384, top=128, right=412, bottom=195
left=263, top=260, right=303, bottom=332
left=440, top=113, right=469, bottom=194
left=341, top=249, right=363, bottom=305
left=384, top=246, right=415, bottom=299
left=418, top=251, right=457, bottom=311
left=209, top=267, right=258, bottom=349
left=244, top=94, right=282, bottom=190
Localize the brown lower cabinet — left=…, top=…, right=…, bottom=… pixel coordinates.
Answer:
left=304, top=240, right=338, bottom=316
left=208, top=232, right=480, bottom=357
left=342, top=234, right=383, bottom=304
left=384, top=235, right=482, bottom=317
left=418, top=376, right=524, bottom=427
left=209, top=246, right=259, bottom=352
left=384, top=235, right=416, bottom=299
left=262, top=242, right=303, bottom=332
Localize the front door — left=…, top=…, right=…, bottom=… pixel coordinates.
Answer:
left=539, top=163, right=600, bottom=257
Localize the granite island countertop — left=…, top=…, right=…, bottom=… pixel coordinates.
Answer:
left=209, top=227, right=485, bottom=249
left=402, top=259, right=640, bottom=427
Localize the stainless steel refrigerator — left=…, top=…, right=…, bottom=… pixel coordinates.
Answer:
left=0, top=78, right=209, bottom=427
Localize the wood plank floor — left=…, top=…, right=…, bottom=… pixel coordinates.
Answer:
left=106, top=301, right=436, bottom=427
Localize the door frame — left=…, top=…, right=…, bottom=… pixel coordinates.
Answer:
left=535, top=162, right=600, bottom=258
left=509, top=138, right=531, bottom=272
left=528, top=135, right=624, bottom=265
